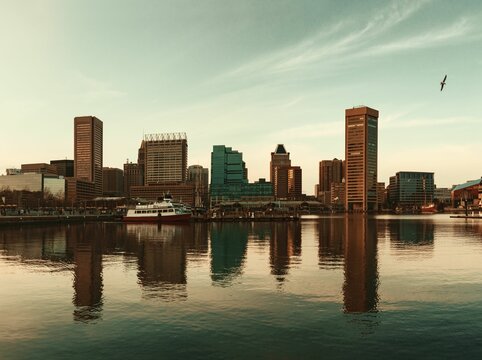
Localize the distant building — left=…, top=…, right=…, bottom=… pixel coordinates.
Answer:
left=345, top=106, right=379, bottom=212
left=123, top=162, right=143, bottom=198
left=376, top=182, right=386, bottom=210
left=102, top=167, right=124, bottom=197
left=318, top=158, right=344, bottom=206
left=270, top=144, right=291, bottom=183
left=142, top=132, right=187, bottom=185
left=274, top=166, right=302, bottom=200
left=130, top=182, right=195, bottom=206
left=389, top=172, right=434, bottom=208
left=434, top=187, right=452, bottom=205
left=188, top=165, right=209, bottom=208
left=451, top=178, right=482, bottom=208
left=21, top=163, right=58, bottom=176
left=50, top=159, right=74, bottom=177
left=6, top=168, right=21, bottom=175
left=210, top=145, right=273, bottom=203
left=0, top=173, right=65, bottom=208
left=74, top=116, right=103, bottom=197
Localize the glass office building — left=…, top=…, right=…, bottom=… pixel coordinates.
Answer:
left=210, top=145, right=273, bottom=202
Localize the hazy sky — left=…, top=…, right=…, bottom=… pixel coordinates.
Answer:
left=1, top=0, right=481, bottom=192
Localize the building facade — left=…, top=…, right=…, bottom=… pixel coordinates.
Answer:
left=210, top=145, right=273, bottom=202
left=74, top=116, right=103, bottom=197
left=389, top=172, right=435, bottom=208
left=188, top=165, right=209, bottom=208
left=274, top=166, right=302, bottom=201
left=102, top=167, right=124, bottom=197
left=123, top=162, right=143, bottom=198
left=270, top=144, right=291, bottom=184
left=318, top=158, right=344, bottom=206
left=345, top=106, right=379, bottom=212
left=21, top=163, right=58, bottom=175
left=50, top=159, right=74, bottom=177
left=451, top=178, right=482, bottom=208
left=142, top=132, right=187, bottom=185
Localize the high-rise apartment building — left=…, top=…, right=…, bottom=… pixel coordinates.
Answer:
left=345, top=106, right=378, bottom=212
left=142, top=133, right=187, bottom=185
left=74, top=116, right=103, bottom=196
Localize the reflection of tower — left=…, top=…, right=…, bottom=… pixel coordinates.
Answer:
left=136, top=225, right=188, bottom=301
left=389, top=220, right=435, bottom=252
left=343, top=216, right=379, bottom=313
left=317, top=217, right=345, bottom=269
left=210, top=223, right=248, bottom=286
left=269, top=222, right=301, bottom=282
left=71, top=225, right=103, bottom=322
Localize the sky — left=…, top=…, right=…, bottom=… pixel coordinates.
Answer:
left=1, top=0, right=481, bottom=192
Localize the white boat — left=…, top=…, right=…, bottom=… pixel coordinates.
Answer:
left=123, top=197, right=191, bottom=223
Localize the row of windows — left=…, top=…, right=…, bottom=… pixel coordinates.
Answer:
left=134, top=209, right=174, bottom=214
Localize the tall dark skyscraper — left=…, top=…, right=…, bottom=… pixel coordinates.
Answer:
left=270, top=144, right=291, bottom=184
left=345, top=106, right=378, bottom=212
left=74, top=116, right=103, bottom=196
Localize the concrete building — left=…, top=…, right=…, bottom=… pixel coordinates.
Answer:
left=102, top=167, right=124, bottom=197
left=345, top=106, right=379, bottom=212
left=142, top=132, right=187, bottom=185
left=74, top=116, right=103, bottom=197
left=434, top=187, right=452, bottom=205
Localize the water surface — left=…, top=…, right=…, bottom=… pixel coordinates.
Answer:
left=1, top=215, right=482, bottom=359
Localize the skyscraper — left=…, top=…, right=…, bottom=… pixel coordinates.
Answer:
left=142, top=132, right=187, bottom=185
left=188, top=165, right=209, bottom=208
left=74, top=116, right=103, bottom=196
left=270, top=144, right=291, bottom=183
left=345, top=106, right=378, bottom=212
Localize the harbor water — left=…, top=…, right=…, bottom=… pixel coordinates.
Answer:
left=1, top=215, right=482, bottom=359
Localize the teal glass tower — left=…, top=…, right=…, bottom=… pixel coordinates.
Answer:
left=210, top=145, right=273, bottom=203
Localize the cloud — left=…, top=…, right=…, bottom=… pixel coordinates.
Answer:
left=217, top=0, right=432, bottom=81
left=365, top=17, right=473, bottom=56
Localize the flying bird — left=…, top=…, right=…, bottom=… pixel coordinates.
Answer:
left=440, top=75, right=447, bottom=91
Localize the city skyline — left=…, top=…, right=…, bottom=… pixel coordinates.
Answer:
left=1, top=0, right=481, bottom=192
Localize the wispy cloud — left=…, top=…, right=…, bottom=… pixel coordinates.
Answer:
left=365, top=17, right=473, bottom=56
left=214, top=0, right=480, bottom=92
left=219, top=0, right=432, bottom=81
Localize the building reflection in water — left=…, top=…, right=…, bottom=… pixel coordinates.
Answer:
left=269, top=222, right=301, bottom=283
left=343, top=216, right=379, bottom=313
left=317, top=217, right=345, bottom=269
left=210, top=223, right=248, bottom=287
left=389, top=220, right=435, bottom=253
left=69, top=224, right=104, bottom=322
left=128, top=224, right=187, bottom=301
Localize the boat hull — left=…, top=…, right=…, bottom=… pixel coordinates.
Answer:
left=122, top=213, right=191, bottom=223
